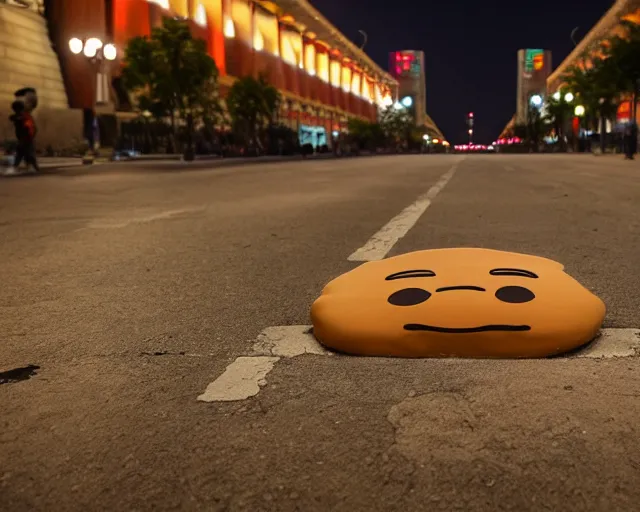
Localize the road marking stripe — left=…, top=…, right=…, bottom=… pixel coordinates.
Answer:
left=198, top=327, right=640, bottom=402
left=574, top=328, right=640, bottom=358
left=197, top=356, right=279, bottom=402
left=87, top=208, right=204, bottom=229
left=347, top=161, right=462, bottom=262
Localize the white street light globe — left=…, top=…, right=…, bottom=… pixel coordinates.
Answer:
left=530, top=94, right=543, bottom=107
left=86, top=37, right=103, bottom=50
left=401, top=96, right=413, bottom=108
left=564, top=92, right=574, bottom=103
left=83, top=38, right=102, bottom=58
left=103, top=43, right=117, bottom=61
left=84, top=45, right=97, bottom=58
left=574, top=105, right=586, bottom=117
left=393, top=102, right=403, bottom=110
left=422, top=134, right=429, bottom=141
left=69, top=38, right=83, bottom=54
left=552, top=91, right=561, bottom=101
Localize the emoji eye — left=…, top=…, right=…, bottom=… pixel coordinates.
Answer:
left=388, top=288, right=432, bottom=306
left=495, top=286, right=535, bottom=304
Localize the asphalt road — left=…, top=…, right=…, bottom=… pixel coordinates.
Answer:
left=2, top=154, right=640, bottom=511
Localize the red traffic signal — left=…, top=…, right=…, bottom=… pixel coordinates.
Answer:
left=468, top=112, right=474, bottom=118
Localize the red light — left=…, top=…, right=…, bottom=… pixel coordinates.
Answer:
left=468, top=112, right=474, bottom=118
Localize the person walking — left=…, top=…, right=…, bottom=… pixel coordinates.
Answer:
left=5, top=100, right=39, bottom=175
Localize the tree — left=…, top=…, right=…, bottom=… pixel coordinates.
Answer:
left=378, top=106, right=414, bottom=150
left=122, top=17, right=219, bottom=159
left=346, top=118, right=385, bottom=151
left=563, top=54, right=620, bottom=151
left=226, top=74, right=281, bottom=152
left=605, top=20, right=640, bottom=121
left=544, top=95, right=573, bottom=150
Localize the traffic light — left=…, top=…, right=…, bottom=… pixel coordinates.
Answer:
left=468, top=112, right=474, bottom=118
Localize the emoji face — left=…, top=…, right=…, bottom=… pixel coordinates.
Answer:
left=310, top=248, right=606, bottom=358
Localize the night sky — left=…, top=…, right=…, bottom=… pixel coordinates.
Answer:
left=311, top=0, right=611, bottom=143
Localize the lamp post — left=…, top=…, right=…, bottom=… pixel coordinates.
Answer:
left=574, top=104, right=585, bottom=152
left=68, top=37, right=117, bottom=156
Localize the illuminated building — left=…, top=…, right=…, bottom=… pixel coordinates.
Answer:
left=35, top=0, right=398, bottom=149
left=515, top=49, right=552, bottom=124
left=388, top=50, right=443, bottom=139
left=500, top=0, right=640, bottom=138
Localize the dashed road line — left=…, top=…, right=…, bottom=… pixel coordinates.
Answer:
left=197, top=327, right=640, bottom=402
left=86, top=208, right=205, bottom=229
left=347, top=160, right=463, bottom=262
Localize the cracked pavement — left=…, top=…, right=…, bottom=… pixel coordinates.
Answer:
left=2, top=154, right=640, bottom=511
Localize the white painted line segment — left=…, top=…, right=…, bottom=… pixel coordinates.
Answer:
left=575, top=328, right=640, bottom=358
left=251, top=325, right=332, bottom=357
left=197, top=356, right=280, bottom=402
left=347, top=162, right=462, bottom=262
left=198, top=327, right=640, bottom=402
left=88, top=208, right=204, bottom=229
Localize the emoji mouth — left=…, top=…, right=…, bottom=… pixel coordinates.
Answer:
left=404, top=324, right=531, bottom=333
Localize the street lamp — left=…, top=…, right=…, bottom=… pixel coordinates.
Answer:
left=564, top=92, right=574, bottom=103
left=553, top=91, right=561, bottom=101
left=401, top=96, right=413, bottom=108
left=68, top=37, right=117, bottom=155
left=530, top=94, right=543, bottom=108
left=574, top=105, right=585, bottom=117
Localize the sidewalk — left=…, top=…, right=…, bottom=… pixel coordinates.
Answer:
left=1, top=150, right=430, bottom=177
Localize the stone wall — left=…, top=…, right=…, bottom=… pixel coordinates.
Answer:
left=0, top=2, right=83, bottom=150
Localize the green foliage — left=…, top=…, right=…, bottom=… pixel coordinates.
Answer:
left=379, top=105, right=414, bottom=144
left=347, top=118, right=385, bottom=150
left=605, top=20, right=640, bottom=95
left=226, top=74, right=281, bottom=147
left=121, top=17, right=220, bottom=150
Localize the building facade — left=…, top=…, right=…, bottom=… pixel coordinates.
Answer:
left=41, top=0, right=398, bottom=148
left=387, top=49, right=443, bottom=138
left=0, top=0, right=83, bottom=149
left=500, top=0, right=640, bottom=138
left=515, top=49, right=552, bottom=124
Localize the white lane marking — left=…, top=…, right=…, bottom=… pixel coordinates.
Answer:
left=347, top=162, right=461, bottom=262
left=198, top=327, right=640, bottom=402
left=197, top=356, right=280, bottom=402
left=87, top=208, right=204, bottom=229
left=575, top=328, right=640, bottom=358
left=198, top=326, right=325, bottom=402
left=251, top=325, right=332, bottom=357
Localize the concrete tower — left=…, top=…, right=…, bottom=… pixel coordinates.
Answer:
left=516, top=49, right=553, bottom=123
left=0, top=0, right=81, bottom=149
left=389, top=50, right=427, bottom=126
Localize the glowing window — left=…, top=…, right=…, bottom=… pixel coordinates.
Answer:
left=281, top=36, right=296, bottom=66
left=254, top=30, right=264, bottom=51
left=224, top=17, right=235, bottom=38
left=147, top=0, right=169, bottom=8
left=304, top=44, right=316, bottom=75
left=330, top=60, right=341, bottom=88
left=341, top=66, right=351, bottom=92
left=194, top=3, right=207, bottom=27
left=317, top=52, right=329, bottom=82
left=351, top=73, right=361, bottom=96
